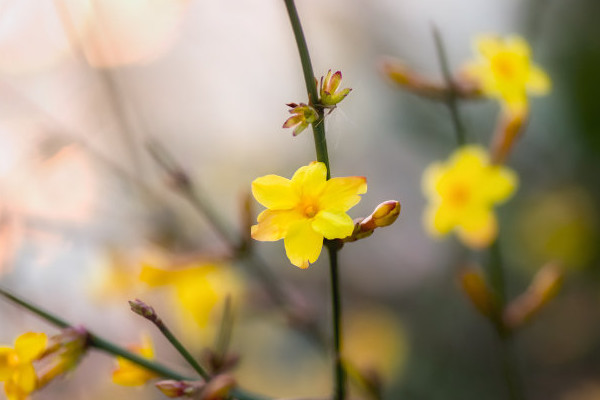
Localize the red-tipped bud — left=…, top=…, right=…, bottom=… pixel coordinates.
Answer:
left=156, top=380, right=205, bottom=398
left=319, top=69, right=352, bottom=106
left=129, top=299, right=160, bottom=324
left=343, top=200, right=401, bottom=243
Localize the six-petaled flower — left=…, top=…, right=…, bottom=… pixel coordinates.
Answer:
left=462, top=34, right=550, bottom=114
left=422, top=146, right=517, bottom=248
left=251, top=161, right=366, bottom=268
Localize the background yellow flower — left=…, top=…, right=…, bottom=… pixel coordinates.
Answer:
left=422, top=146, right=517, bottom=248
left=112, top=333, right=157, bottom=387
left=463, top=34, right=550, bottom=113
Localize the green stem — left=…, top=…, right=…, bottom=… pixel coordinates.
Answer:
left=327, top=243, right=346, bottom=400
left=154, top=318, right=211, bottom=380
left=283, top=0, right=331, bottom=177
left=431, top=25, right=467, bottom=146
left=486, top=240, right=525, bottom=400
left=0, top=288, right=267, bottom=400
left=283, top=3, right=345, bottom=399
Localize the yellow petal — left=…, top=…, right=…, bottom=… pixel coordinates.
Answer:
left=291, top=162, right=327, bottom=199
left=5, top=379, right=29, bottom=400
left=424, top=202, right=456, bottom=236
left=527, top=65, right=551, bottom=95
left=506, top=35, right=531, bottom=58
left=139, top=264, right=173, bottom=287
left=14, top=364, right=37, bottom=393
left=0, top=348, right=18, bottom=381
left=284, top=220, right=323, bottom=269
left=482, top=166, right=518, bottom=203
left=319, top=176, right=367, bottom=211
left=312, top=210, right=355, bottom=239
left=457, top=211, right=498, bottom=249
left=421, top=162, right=444, bottom=199
left=252, top=175, right=297, bottom=210
left=14, top=333, right=47, bottom=362
left=251, top=209, right=304, bottom=241
left=475, top=35, right=502, bottom=58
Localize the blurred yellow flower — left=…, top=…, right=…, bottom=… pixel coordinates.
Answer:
left=0, top=332, right=47, bottom=400
left=112, top=333, right=157, bottom=386
left=463, top=34, right=550, bottom=113
left=251, top=162, right=366, bottom=268
left=140, top=263, right=242, bottom=328
left=422, top=146, right=517, bottom=248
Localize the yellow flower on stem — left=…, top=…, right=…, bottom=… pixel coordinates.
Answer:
left=0, top=332, right=47, bottom=400
left=112, top=333, right=157, bottom=386
left=251, top=161, right=367, bottom=268
left=422, top=146, right=517, bottom=248
left=282, top=103, right=318, bottom=136
left=319, top=70, right=352, bottom=107
left=463, top=34, right=550, bottom=114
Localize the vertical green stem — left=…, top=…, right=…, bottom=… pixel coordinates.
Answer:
left=431, top=26, right=467, bottom=146
left=327, top=243, right=346, bottom=400
left=487, top=240, right=525, bottom=400
left=283, top=0, right=331, bottom=177
left=282, top=2, right=345, bottom=399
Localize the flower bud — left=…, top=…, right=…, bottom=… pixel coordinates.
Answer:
left=37, top=326, right=90, bottom=388
left=343, top=201, right=401, bottom=243
left=490, top=108, right=528, bottom=164
left=380, top=56, right=482, bottom=100
left=361, top=200, right=401, bottom=230
left=156, top=380, right=205, bottom=398
left=504, top=262, right=563, bottom=329
left=129, top=299, right=160, bottom=324
left=202, top=374, right=236, bottom=400
left=459, top=266, right=498, bottom=319
left=319, top=70, right=352, bottom=106
left=283, top=103, right=319, bottom=136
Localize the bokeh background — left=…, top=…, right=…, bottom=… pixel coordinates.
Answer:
left=0, top=0, right=599, bottom=399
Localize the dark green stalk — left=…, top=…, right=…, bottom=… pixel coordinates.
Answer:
left=282, top=3, right=346, bottom=399
left=327, top=243, right=346, bottom=400
left=431, top=25, right=467, bottom=146
left=0, top=288, right=266, bottom=400
left=486, top=240, right=525, bottom=400
left=283, top=0, right=331, bottom=177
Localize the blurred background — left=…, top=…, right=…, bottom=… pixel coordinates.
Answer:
left=0, top=0, right=599, bottom=399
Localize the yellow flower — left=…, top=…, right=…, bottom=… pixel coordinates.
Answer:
left=140, top=263, right=242, bottom=328
left=282, top=103, right=319, bottom=136
left=422, top=146, right=517, bottom=248
left=0, top=332, right=47, bottom=400
left=112, top=333, right=157, bottom=386
left=251, top=161, right=366, bottom=268
left=319, top=70, right=352, bottom=107
left=463, top=34, right=550, bottom=113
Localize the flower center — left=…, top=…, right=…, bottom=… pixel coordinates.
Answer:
left=303, top=204, right=318, bottom=218
left=448, top=183, right=471, bottom=208
left=492, top=54, right=518, bottom=81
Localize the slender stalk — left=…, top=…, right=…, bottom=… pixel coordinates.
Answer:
left=431, top=25, right=467, bottom=146
left=486, top=240, right=525, bottom=400
left=131, top=303, right=211, bottom=381
left=283, top=0, right=331, bottom=176
left=282, top=3, right=346, bottom=399
left=0, top=288, right=266, bottom=400
left=327, top=243, right=346, bottom=400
